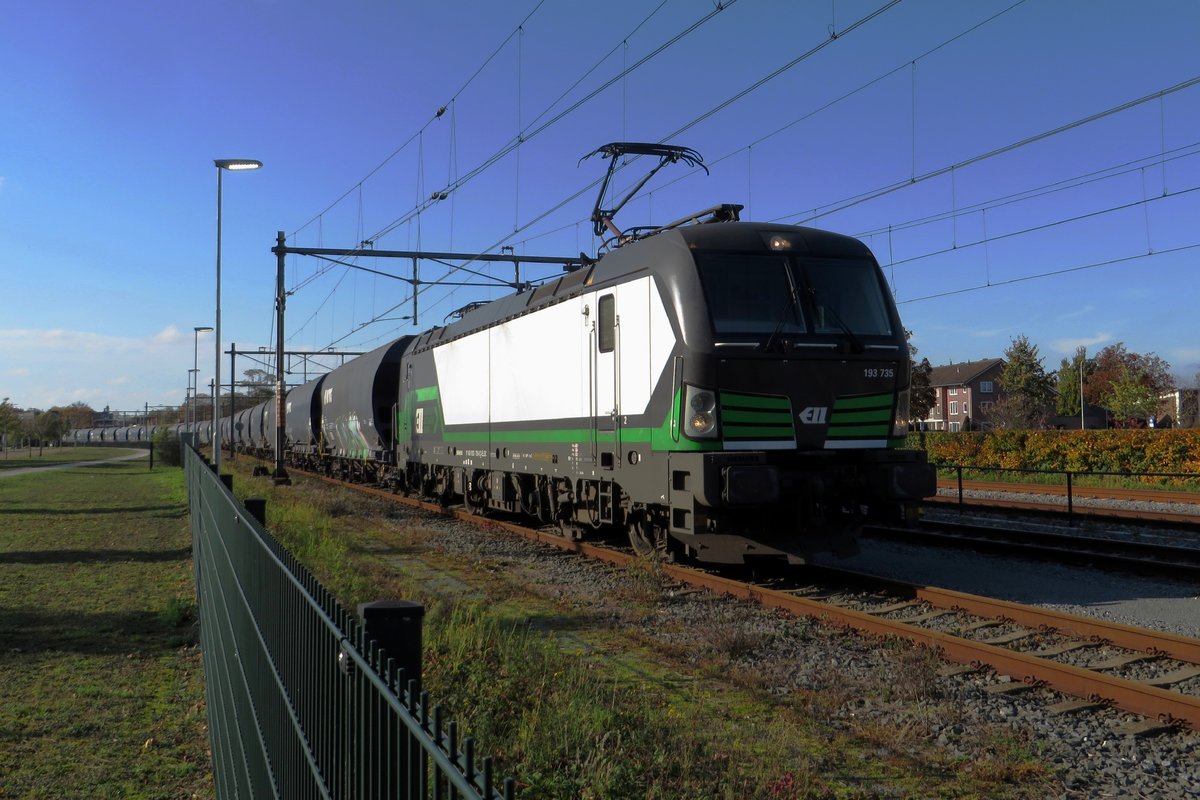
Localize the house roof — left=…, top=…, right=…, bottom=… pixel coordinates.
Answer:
left=928, top=358, right=1003, bottom=388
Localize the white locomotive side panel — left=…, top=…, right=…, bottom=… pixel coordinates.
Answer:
left=615, top=277, right=653, bottom=415
left=488, top=297, right=589, bottom=423
left=433, top=275, right=676, bottom=426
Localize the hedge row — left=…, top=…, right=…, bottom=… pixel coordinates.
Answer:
left=905, top=429, right=1200, bottom=477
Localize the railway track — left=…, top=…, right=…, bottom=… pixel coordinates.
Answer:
left=867, top=518, right=1200, bottom=580
left=929, top=478, right=1200, bottom=525
left=274, top=465, right=1200, bottom=734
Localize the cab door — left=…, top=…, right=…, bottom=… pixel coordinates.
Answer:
left=592, top=293, right=619, bottom=469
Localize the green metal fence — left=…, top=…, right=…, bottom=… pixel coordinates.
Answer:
left=185, top=445, right=514, bottom=799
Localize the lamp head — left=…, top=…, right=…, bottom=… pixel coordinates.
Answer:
left=214, top=159, right=262, bottom=171
left=194, top=326, right=214, bottom=333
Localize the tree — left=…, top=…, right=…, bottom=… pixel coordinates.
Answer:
left=904, top=330, right=935, bottom=428
left=1055, top=347, right=1092, bottom=417
left=33, top=410, right=67, bottom=453
left=52, top=402, right=96, bottom=432
left=242, top=369, right=275, bottom=402
left=997, top=335, right=1054, bottom=428
left=0, top=399, right=20, bottom=451
left=1086, top=343, right=1172, bottom=407
left=1102, top=367, right=1158, bottom=424
left=910, top=357, right=935, bottom=424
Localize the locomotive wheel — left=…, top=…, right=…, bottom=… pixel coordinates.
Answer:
left=532, top=476, right=557, bottom=525
left=627, top=513, right=669, bottom=559
left=559, top=521, right=584, bottom=542
left=464, top=470, right=487, bottom=516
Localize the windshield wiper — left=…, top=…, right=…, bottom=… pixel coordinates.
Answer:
left=761, top=283, right=802, bottom=353
left=808, top=288, right=865, bottom=354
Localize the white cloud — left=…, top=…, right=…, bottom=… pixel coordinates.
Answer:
left=1169, top=347, right=1200, bottom=364
left=968, top=327, right=1009, bottom=338
left=1050, top=332, right=1112, bottom=353
left=0, top=325, right=221, bottom=410
left=153, top=325, right=184, bottom=345
left=1055, top=305, right=1095, bottom=322
left=0, top=326, right=186, bottom=354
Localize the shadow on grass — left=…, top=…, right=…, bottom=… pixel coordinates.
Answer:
left=0, top=547, right=192, bottom=565
left=0, top=606, right=195, bottom=656
left=0, top=504, right=185, bottom=516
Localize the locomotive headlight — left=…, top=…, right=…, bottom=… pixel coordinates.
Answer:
left=689, top=390, right=716, bottom=414
left=689, top=411, right=716, bottom=436
left=684, top=385, right=719, bottom=438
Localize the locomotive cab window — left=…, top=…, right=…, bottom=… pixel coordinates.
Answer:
left=694, top=254, right=803, bottom=335
left=797, top=258, right=892, bottom=337
left=694, top=252, right=893, bottom=340
left=598, top=294, right=615, bottom=352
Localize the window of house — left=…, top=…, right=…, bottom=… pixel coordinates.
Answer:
left=949, top=422, right=961, bottom=432
left=980, top=380, right=994, bottom=393
left=950, top=401, right=958, bottom=415
left=949, top=387, right=957, bottom=395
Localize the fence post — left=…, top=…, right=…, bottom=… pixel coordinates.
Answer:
left=359, top=600, right=425, bottom=798
left=956, top=465, right=964, bottom=513
left=244, top=498, right=266, bottom=526
left=359, top=600, right=424, bottom=691
left=1066, top=471, right=1074, bottom=525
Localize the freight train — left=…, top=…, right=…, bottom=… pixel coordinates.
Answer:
left=72, top=146, right=937, bottom=564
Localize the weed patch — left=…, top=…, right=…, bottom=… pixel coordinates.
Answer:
left=223, top=460, right=1062, bottom=798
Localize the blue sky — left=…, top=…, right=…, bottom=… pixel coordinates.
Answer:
left=2, top=0, right=1198, bottom=414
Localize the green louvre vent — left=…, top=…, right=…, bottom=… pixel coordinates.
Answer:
left=720, top=391, right=795, bottom=441
left=826, top=392, right=894, bottom=441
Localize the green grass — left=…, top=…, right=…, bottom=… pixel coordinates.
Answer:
left=0, top=459, right=211, bottom=799
left=225, top=461, right=1059, bottom=799
left=0, top=446, right=145, bottom=470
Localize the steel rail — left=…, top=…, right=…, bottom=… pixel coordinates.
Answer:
left=908, top=585, right=1200, bottom=664
left=926, top=493, right=1200, bottom=525
left=655, top=567, right=1200, bottom=731
left=867, top=521, right=1200, bottom=580
left=264, top=465, right=1200, bottom=731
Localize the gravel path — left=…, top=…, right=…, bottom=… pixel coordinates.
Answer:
left=0, top=450, right=147, bottom=478
left=379, top=502, right=1200, bottom=799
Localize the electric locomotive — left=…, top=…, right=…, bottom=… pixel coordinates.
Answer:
left=392, top=216, right=932, bottom=563
left=387, top=144, right=934, bottom=563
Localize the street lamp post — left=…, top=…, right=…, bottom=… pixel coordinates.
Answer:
left=191, top=326, right=212, bottom=430
left=213, top=159, right=262, bottom=476
left=187, top=368, right=198, bottom=427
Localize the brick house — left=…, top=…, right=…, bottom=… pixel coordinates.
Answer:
left=920, top=358, right=1005, bottom=431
